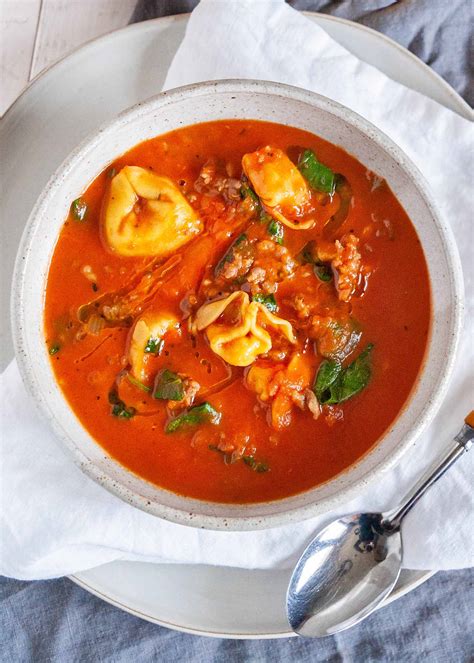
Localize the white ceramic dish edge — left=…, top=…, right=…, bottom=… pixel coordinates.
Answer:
left=11, top=80, right=464, bottom=531
left=70, top=565, right=435, bottom=639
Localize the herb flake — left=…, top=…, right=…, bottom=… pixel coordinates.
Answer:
left=267, top=219, right=284, bottom=244
left=126, top=373, right=151, bottom=393
left=71, top=198, right=88, bottom=222
left=252, top=293, right=278, bottom=313
left=144, top=337, right=164, bottom=356
left=240, top=180, right=258, bottom=203
left=243, top=455, right=269, bottom=473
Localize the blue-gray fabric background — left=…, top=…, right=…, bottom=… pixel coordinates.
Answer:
left=1, top=2, right=472, bottom=661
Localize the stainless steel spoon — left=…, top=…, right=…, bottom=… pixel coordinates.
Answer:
left=287, top=411, right=474, bottom=638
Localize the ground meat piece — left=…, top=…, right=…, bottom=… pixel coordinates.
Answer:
left=197, top=159, right=216, bottom=185
left=195, top=159, right=242, bottom=201
left=323, top=404, right=344, bottom=426
left=247, top=240, right=296, bottom=295
left=221, top=251, right=254, bottom=281
left=332, top=233, right=361, bottom=302
left=167, top=377, right=200, bottom=412
left=261, top=334, right=294, bottom=362
left=292, top=293, right=313, bottom=319
left=305, top=389, right=321, bottom=420
left=247, top=266, right=267, bottom=287
left=217, top=432, right=251, bottom=458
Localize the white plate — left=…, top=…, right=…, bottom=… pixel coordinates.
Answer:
left=1, top=12, right=469, bottom=639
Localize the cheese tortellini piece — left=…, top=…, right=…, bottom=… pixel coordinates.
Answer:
left=242, top=146, right=313, bottom=230
left=102, top=166, right=202, bottom=257
left=129, top=310, right=181, bottom=384
left=192, top=291, right=296, bottom=367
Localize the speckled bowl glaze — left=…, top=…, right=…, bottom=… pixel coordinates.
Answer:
left=11, top=80, right=463, bottom=530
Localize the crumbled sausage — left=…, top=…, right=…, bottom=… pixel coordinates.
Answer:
left=222, top=252, right=254, bottom=280
left=305, top=389, right=321, bottom=420
left=247, top=240, right=296, bottom=295
left=195, top=159, right=242, bottom=201
left=332, top=233, right=361, bottom=302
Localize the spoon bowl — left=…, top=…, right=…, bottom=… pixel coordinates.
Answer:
left=286, top=414, right=473, bottom=637
left=287, top=513, right=402, bottom=637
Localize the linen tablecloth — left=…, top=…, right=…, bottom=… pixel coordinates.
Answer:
left=1, top=1, right=472, bottom=660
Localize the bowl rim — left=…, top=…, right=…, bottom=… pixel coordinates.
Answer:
left=11, top=79, right=464, bottom=530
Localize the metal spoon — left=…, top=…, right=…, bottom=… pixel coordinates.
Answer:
left=287, top=411, right=474, bottom=637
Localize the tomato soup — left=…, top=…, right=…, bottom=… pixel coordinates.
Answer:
left=44, top=120, right=431, bottom=503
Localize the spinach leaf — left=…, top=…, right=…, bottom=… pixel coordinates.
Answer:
left=252, top=293, right=278, bottom=313
left=241, top=177, right=269, bottom=223
left=313, top=264, right=333, bottom=282
left=299, top=240, right=333, bottom=282
left=240, top=179, right=259, bottom=203
left=314, top=344, right=374, bottom=405
left=323, top=175, right=353, bottom=237
left=314, top=359, right=342, bottom=402
left=153, top=369, right=184, bottom=401
left=71, top=198, right=88, bottom=221
left=108, top=390, right=136, bottom=419
left=144, top=337, right=164, bottom=356
left=298, top=149, right=336, bottom=195
left=215, top=233, right=249, bottom=275
left=267, top=219, right=284, bottom=244
left=300, top=241, right=316, bottom=264
left=165, top=402, right=221, bottom=433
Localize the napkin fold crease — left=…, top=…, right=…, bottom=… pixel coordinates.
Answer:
left=1, top=0, right=472, bottom=580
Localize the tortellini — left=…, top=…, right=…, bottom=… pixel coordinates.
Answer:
left=129, top=311, right=181, bottom=384
left=242, top=146, right=314, bottom=230
left=102, top=166, right=202, bottom=257
left=192, top=291, right=296, bottom=367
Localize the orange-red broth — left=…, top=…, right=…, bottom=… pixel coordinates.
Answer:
left=44, top=120, right=431, bottom=503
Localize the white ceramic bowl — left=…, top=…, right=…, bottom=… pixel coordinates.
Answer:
left=12, top=80, right=463, bottom=530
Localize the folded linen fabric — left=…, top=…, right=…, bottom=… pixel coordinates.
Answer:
left=1, top=0, right=472, bottom=580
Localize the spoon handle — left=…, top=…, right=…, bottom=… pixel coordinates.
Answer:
left=382, top=418, right=474, bottom=531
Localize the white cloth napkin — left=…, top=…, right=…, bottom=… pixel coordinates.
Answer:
left=1, top=0, right=473, bottom=581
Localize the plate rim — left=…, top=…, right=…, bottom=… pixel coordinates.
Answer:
left=69, top=567, right=436, bottom=639
left=2, top=12, right=472, bottom=122
left=2, top=9, right=464, bottom=639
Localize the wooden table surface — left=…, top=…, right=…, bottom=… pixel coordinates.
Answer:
left=1, top=0, right=137, bottom=116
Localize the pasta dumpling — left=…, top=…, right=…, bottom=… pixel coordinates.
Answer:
left=192, top=291, right=296, bottom=367
left=242, top=146, right=314, bottom=230
left=129, top=311, right=181, bottom=384
left=102, top=166, right=202, bottom=257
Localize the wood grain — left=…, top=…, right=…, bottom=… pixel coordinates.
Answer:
left=31, top=0, right=136, bottom=77
left=0, top=0, right=41, bottom=115
left=0, top=0, right=136, bottom=115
